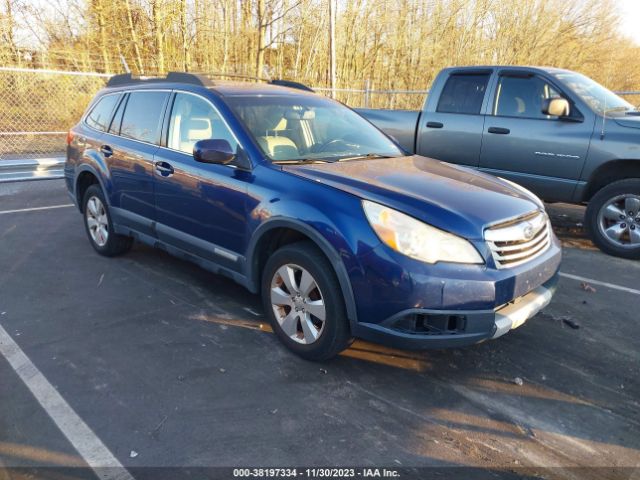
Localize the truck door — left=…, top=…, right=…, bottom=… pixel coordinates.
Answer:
left=416, top=71, right=490, bottom=167
left=479, top=71, right=592, bottom=202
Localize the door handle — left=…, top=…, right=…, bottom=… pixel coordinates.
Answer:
left=100, top=145, right=113, bottom=157
left=426, top=121, right=444, bottom=128
left=155, top=161, right=174, bottom=177
left=487, top=127, right=510, bottom=135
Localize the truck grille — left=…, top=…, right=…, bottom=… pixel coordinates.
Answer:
left=485, top=211, right=551, bottom=269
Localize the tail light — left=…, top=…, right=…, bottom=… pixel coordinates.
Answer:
left=66, top=130, right=74, bottom=145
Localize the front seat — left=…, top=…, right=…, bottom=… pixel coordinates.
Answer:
left=258, top=136, right=299, bottom=161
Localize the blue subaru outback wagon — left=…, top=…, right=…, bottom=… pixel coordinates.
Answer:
left=65, top=73, right=561, bottom=360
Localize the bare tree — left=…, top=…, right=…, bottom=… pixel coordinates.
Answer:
left=2, top=0, right=638, bottom=109
left=123, top=0, right=144, bottom=74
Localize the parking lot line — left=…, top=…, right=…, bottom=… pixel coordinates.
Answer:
left=559, top=272, right=640, bottom=296
left=0, top=323, right=135, bottom=480
left=0, top=204, right=74, bottom=215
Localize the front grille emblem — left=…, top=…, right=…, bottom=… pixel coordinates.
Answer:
left=484, top=211, right=551, bottom=269
left=523, top=224, right=535, bottom=240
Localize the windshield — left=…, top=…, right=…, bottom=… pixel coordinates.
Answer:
left=225, top=94, right=403, bottom=162
left=551, top=71, right=634, bottom=115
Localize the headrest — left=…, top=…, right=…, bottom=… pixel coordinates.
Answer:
left=258, top=136, right=299, bottom=161
left=184, top=117, right=211, bottom=140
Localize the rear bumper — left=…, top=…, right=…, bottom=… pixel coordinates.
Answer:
left=353, top=273, right=558, bottom=350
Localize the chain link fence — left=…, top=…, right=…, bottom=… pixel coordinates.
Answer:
left=1, top=67, right=639, bottom=162
left=0, top=67, right=109, bottom=160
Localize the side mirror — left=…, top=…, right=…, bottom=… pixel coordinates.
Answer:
left=542, top=97, right=570, bottom=117
left=193, top=139, right=235, bottom=164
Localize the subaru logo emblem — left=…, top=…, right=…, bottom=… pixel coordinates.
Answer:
left=523, top=224, right=535, bottom=240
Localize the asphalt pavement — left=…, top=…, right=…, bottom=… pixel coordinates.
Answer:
left=0, top=180, right=638, bottom=480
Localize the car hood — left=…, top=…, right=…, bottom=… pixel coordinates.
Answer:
left=614, top=116, right=640, bottom=130
left=283, top=155, right=542, bottom=240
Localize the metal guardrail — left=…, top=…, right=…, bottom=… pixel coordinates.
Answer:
left=0, top=157, right=65, bottom=183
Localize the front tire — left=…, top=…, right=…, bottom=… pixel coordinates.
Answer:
left=82, top=184, right=133, bottom=256
left=261, top=241, right=351, bottom=361
left=585, top=179, right=640, bottom=259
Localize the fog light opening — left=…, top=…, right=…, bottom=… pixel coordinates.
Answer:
left=396, top=313, right=466, bottom=335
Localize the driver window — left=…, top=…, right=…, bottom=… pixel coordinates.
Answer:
left=494, top=76, right=560, bottom=119
left=168, top=93, right=238, bottom=155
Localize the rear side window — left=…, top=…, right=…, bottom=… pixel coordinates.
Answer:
left=120, top=91, right=169, bottom=144
left=437, top=74, right=489, bottom=115
left=108, top=94, right=127, bottom=134
left=85, top=94, right=121, bottom=132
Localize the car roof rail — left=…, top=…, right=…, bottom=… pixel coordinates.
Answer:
left=106, top=72, right=216, bottom=88
left=269, top=79, right=314, bottom=92
left=200, top=73, right=314, bottom=92
left=106, top=71, right=314, bottom=92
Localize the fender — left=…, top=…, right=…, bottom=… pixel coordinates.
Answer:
left=245, top=217, right=359, bottom=329
left=73, top=152, right=112, bottom=208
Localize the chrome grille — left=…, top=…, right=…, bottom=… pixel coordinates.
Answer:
left=485, top=211, right=551, bottom=269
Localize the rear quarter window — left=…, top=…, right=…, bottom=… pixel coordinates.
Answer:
left=437, top=74, right=490, bottom=115
left=120, top=91, right=169, bottom=144
left=85, top=94, right=121, bottom=132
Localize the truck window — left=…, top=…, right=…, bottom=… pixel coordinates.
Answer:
left=436, top=74, right=489, bottom=115
left=167, top=93, right=238, bottom=155
left=85, top=94, right=121, bottom=132
left=120, top=91, right=169, bottom=144
left=494, top=76, right=560, bottom=119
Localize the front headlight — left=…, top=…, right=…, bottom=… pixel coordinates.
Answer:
left=362, top=200, right=484, bottom=265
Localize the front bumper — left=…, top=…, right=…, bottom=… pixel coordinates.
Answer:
left=353, top=273, right=558, bottom=350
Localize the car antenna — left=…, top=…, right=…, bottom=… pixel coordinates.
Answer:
left=601, top=60, right=613, bottom=140
left=119, top=54, right=131, bottom=74
left=601, top=93, right=607, bottom=140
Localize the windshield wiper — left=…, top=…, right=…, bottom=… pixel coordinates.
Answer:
left=336, top=153, right=396, bottom=162
left=273, top=158, right=335, bottom=165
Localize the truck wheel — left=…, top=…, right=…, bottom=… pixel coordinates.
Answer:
left=82, top=185, right=133, bottom=257
left=585, top=179, right=640, bottom=259
left=261, top=241, right=351, bottom=361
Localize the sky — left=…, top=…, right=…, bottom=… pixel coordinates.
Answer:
left=617, top=0, right=640, bottom=45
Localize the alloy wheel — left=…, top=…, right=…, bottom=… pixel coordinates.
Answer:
left=597, top=194, right=640, bottom=248
left=86, top=196, right=109, bottom=247
left=270, top=263, right=326, bottom=345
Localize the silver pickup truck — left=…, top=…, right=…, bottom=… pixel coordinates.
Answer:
left=357, top=66, right=640, bottom=259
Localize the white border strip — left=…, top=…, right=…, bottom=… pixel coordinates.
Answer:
left=0, top=323, right=134, bottom=479
left=559, top=272, right=640, bottom=296
left=0, top=204, right=73, bottom=215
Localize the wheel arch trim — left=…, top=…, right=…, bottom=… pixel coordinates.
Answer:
left=74, top=163, right=110, bottom=211
left=245, top=218, right=359, bottom=328
left=583, top=159, right=640, bottom=202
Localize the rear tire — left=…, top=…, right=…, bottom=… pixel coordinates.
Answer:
left=585, top=179, right=640, bottom=259
left=261, top=241, right=351, bottom=361
left=82, top=184, right=133, bottom=257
